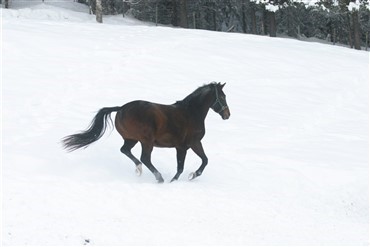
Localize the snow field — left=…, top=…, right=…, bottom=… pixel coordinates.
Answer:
left=2, top=1, right=369, bottom=245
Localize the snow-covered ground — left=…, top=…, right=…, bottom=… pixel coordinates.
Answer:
left=2, top=1, right=369, bottom=245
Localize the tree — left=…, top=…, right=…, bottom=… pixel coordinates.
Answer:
left=265, top=1, right=280, bottom=37
left=96, top=0, right=103, bottom=23
left=348, top=1, right=362, bottom=49
left=178, top=0, right=188, bottom=28
left=268, top=11, right=277, bottom=36
left=250, top=2, right=258, bottom=34
left=86, top=0, right=368, bottom=49
left=359, top=2, right=370, bottom=50
left=352, top=8, right=361, bottom=49
left=278, top=2, right=305, bottom=38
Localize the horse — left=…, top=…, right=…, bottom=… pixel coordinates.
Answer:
left=62, top=82, right=230, bottom=183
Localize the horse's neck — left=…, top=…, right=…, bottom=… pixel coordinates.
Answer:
left=187, top=95, right=213, bottom=122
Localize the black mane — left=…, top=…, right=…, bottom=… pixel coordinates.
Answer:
left=175, top=82, right=217, bottom=106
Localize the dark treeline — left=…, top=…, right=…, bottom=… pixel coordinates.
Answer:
left=80, top=0, right=369, bottom=49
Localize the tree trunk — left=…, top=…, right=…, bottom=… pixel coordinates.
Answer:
left=122, top=1, right=130, bottom=17
left=172, top=0, right=178, bottom=26
left=287, top=7, right=296, bottom=37
left=193, top=12, right=196, bottom=29
left=297, top=25, right=301, bottom=38
left=352, top=10, right=361, bottom=50
left=241, top=0, right=247, bottom=33
left=251, top=5, right=257, bottom=34
left=96, top=0, right=103, bottom=23
left=269, top=11, right=277, bottom=37
left=5, top=0, right=9, bottom=8
left=155, top=4, right=158, bottom=26
left=88, top=0, right=93, bottom=15
left=347, top=13, right=353, bottom=48
left=333, top=28, right=336, bottom=45
left=178, top=0, right=187, bottom=28
left=260, top=10, right=266, bottom=35
left=213, top=6, right=217, bottom=31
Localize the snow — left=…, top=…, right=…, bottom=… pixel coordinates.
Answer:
left=265, top=4, right=279, bottom=12
left=297, top=0, right=319, bottom=7
left=348, top=1, right=360, bottom=11
left=2, top=1, right=369, bottom=246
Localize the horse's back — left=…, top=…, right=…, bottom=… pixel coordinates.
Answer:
left=115, top=100, right=159, bottom=131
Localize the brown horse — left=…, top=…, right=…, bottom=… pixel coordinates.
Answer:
left=62, top=82, right=230, bottom=183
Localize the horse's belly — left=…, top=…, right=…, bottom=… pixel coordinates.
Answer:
left=153, top=133, right=178, bottom=148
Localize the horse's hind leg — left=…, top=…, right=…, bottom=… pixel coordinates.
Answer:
left=140, top=142, right=164, bottom=183
left=120, top=139, right=143, bottom=176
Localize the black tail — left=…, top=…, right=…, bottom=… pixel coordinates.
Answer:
left=62, top=106, right=122, bottom=152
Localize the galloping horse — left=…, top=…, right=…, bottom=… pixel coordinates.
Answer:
left=62, top=82, right=230, bottom=183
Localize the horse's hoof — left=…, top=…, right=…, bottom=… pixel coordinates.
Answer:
left=135, top=164, right=142, bottom=176
left=188, top=172, right=196, bottom=180
left=157, top=177, right=164, bottom=183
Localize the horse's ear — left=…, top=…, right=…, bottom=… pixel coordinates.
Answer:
left=221, top=82, right=226, bottom=89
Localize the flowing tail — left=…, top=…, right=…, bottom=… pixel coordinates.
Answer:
left=62, top=106, right=122, bottom=152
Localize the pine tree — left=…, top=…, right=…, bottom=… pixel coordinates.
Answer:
left=78, top=0, right=369, bottom=49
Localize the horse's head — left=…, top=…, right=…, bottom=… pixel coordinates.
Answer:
left=211, top=83, right=230, bottom=120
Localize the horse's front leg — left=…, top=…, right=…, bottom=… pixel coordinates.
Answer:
left=170, top=147, right=187, bottom=182
left=188, top=142, right=208, bottom=180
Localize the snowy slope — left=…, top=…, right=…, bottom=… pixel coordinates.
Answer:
left=2, top=1, right=369, bottom=245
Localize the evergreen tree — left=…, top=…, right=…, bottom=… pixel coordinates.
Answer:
left=77, top=0, right=369, bottom=49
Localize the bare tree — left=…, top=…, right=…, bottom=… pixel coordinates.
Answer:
left=96, top=0, right=103, bottom=23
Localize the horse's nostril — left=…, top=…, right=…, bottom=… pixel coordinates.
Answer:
left=221, top=112, right=230, bottom=120
left=222, top=108, right=230, bottom=120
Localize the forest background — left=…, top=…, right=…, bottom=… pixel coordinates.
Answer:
left=3, top=0, right=369, bottom=50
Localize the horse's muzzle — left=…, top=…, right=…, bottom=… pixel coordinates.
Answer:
left=221, top=107, right=230, bottom=120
